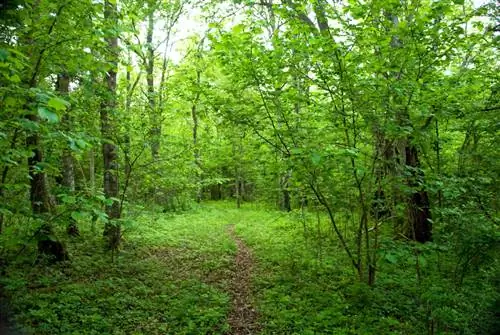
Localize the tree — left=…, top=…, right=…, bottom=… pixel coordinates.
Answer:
left=101, top=0, right=121, bottom=249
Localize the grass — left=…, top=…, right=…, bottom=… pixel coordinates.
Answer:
left=1, top=201, right=498, bottom=334
left=1, top=204, right=238, bottom=335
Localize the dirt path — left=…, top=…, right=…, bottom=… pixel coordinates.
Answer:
left=226, top=224, right=260, bottom=335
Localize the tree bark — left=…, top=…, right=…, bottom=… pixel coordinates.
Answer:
left=192, top=67, right=202, bottom=202
left=380, top=11, right=432, bottom=243
left=280, top=170, right=291, bottom=212
left=57, top=73, right=79, bottom=236
left=89, top=148, right=95, bottom=192
left=27, top=120, right=52, bottom=214
left=147, top=4, right=160, bottom=160
left=57, top=74, right=75, bottom=192
left=101, top=0, right=121, bottom=249
left=405, top=143, right=432, bottom=242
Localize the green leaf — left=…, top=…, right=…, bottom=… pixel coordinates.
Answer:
left=76, top=139, right=88, bottom=149
left=71, top=211, right=86, bottom=221
left=37, top=107, right=59, bottom=123
left=59, top=194, right=76, bottom=204
left=385, top=253, right=398, bottom=264
left=311, top=152, right=322, bottom=166
left=232, top=24, right=246, bottom=34
left=0, top=48, right=8, bottom=61
left=4, top=96, right=18, bottom=107
left=47, top=97, right=69, bottom=111
left=19, top=119, right=40, bottom=131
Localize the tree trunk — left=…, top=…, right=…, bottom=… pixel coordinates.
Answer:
left=405, top=143, right=432, bottom=242
left=26, top=86, right=65, bottom=258
left=57, top=74, right=76, bottom=193
left=383, top=11, right=432, bottom=243
left=146, top=6, right=160, bottom=160
left=101, top=0, right=121, bottom=249
left=192, top=68, right=202, bottom=202
left=280, top=170, right=291, bottom=212
left=233, top=140, right=242, bottom=208
left=57, top=73, right=79, bottom=236
left=89, top=148, right=95, bottom=192
left=235, top=178, right=241, bottom=208
left=27, top=117, right=52, bottom=214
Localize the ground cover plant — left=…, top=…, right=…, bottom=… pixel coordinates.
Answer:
left=0, top=0, right=498, bottom=334
left=1, top=206, right=235, bottom=334
left=2, top=203, right=498, bottom=334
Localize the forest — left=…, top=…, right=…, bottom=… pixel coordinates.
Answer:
left=0, top=0, right=498, bottom=334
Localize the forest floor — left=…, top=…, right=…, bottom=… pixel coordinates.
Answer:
left=0, top=202, right=354, bottom=334
left=0, top=202, right=272, bottom=335
left=2, top=201, right=494, bottom=334
left=225, top=224, right=259, bottom=335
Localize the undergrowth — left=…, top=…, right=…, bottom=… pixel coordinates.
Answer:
left=0, top=202, right=498, bottom=334
left=232, top=204, right=499, bottom=335
left=0, top=204, right=236, bottom=335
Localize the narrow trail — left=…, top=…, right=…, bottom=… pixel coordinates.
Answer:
left=226, top=224, right=260, bottom=335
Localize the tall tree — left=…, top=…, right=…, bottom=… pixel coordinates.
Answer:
left=146, top=0, right=160, bottom=160
left=101, top=0, right=121, bottom=248
left=57, top=73, right=75, bottom=193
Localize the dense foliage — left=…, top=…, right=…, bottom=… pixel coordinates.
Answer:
left=0, top=0, right=498, bottom=334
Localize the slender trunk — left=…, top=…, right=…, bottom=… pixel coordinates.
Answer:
left=89, top=148, right=95, bottom=192
left=158, top=27, right=171, bottom=114
left=61, top=153, right=75, bottom=191
left=101, top=0, right=121, bottom=249
left=435, top=119, right=443, bottom=207
left=57, top=74, right=75, bottom=192
left=124, top=61, right=132, bottom=178
left=124, top=52, right=141, bottom=182
left=147, top=7, right=159, bottom=160
left=309, top=181, right=361, bottom=277
left=235, top=179, right=241, bottom=209
left=233, top=138, right=242, bottom=208
left=280, top=170, right=291, bottom=212
left=192, top=68, right=202, bottom=202
left=57, top=74, right=79, bottom=236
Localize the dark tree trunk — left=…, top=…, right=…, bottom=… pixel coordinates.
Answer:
left=376, top=8, right=433, bottom=244
left=101, top=0, right=121, bottom=249
left=15, top=1, right=68, bottom=258
left=376, top=130, right=432, bottom=243
left=235, top=179, right=241, bottom=209
left=210, top=184, right=222, bottom=200
left=26, top=89, right=66, bottom=260
left=405, top=144, right=432, bottom=243
left=27, top=117, right=52, bottom=214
